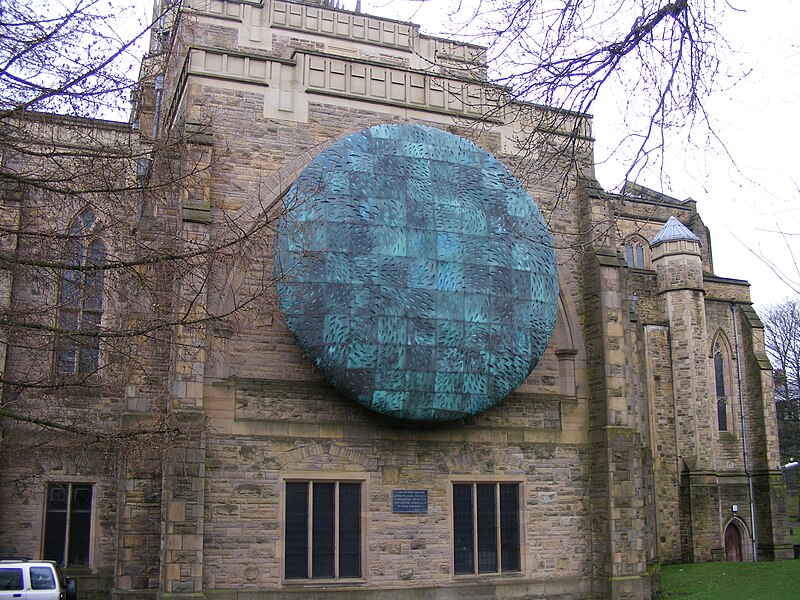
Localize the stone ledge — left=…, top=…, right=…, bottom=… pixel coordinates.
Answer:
left=203, top=573, right=593, bottom=599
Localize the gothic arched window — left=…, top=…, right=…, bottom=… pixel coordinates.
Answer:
left=713, top=337, right=731, bottom=433
left=55, top=208, right=105, bottom=375
left=624, top=237, right=648, bottom=269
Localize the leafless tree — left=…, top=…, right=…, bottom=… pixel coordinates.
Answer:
left=439, top=0, right=734, bottom=184
left=762, top=297, right=800, bottom=463
left=743, top=209, right=800, bottom=298
left=402, top=0, right=740, bottom=265
left=0, top=0, right=280, bottom=480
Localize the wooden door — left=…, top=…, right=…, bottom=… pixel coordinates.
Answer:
left=724, top=522, right=742, bottom=562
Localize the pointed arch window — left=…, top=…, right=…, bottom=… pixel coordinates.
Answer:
left=713, top=337, right=732, bottom=433
left=55, top=208, right=105, bottom=375
left=624, top=237, right=648, bottom=268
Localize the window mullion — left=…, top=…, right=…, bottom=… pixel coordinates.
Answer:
left=334, top=482, right=339, bottom=579
left=64, top=484, right=72, bottom=567
left=78, top=244, right=88, bottom=374
left=495, top=484, right=502, bottom=573
left=79, top=244, right=88, bottom=331
left=471, top=484, right=478, bottom=575
left=307, top=482, right=313, bottom=579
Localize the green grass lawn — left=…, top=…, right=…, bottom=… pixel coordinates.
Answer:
left=661, top=560, right=800, bottom=599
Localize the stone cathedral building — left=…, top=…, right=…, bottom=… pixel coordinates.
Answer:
left=0, top=1, right=792, bottom=599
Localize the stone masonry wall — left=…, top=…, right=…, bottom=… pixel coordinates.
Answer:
left=167, top=3, right=606, bottom=595
left=0, top=440, right=119, bottom=587
left=202, top=433, right=589, bottom=590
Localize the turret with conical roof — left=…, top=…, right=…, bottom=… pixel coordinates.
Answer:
left=651, top=215, right=703, bottom=293
left=650, top=214, right=716, bottom=560
left=651, top=215, right=701, bottom=246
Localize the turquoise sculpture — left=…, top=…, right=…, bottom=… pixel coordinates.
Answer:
left=274, top=124, right=558, bottom=421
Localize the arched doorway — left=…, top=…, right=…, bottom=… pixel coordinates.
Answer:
left=724, top=521, right=742, bottom=562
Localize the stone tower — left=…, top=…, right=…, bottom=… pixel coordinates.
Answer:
left=651, top=216, right=715, bottom=560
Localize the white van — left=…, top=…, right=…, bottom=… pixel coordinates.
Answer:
left=0, top=560, right=76, bottom=600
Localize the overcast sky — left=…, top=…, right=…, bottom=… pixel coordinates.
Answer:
left=599, top=2, right=800, bottom=309
left=128, top=0, right=799, bottom=308
left=357, top=0, right=800, bottom=308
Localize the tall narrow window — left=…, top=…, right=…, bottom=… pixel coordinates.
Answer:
left=453, top=482, right=520, bottom=575
left=284, top=481, right=362, bottom=580
left=624, top=244, right=634, bottom=267
left=635, top=244, right=645, bottom=267
left=714, top=340, right=729, bottom=432
left=43, top=483, right=93, bottom=567
left=55, top=208, right=105, bottom=374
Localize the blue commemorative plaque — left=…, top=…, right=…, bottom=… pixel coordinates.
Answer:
left=392, top=489, right=429, bottom=514
left=273, top=124, right=558, bottom=422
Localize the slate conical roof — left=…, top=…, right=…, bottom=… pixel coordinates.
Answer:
left=650, top=216, right=701, bottom=247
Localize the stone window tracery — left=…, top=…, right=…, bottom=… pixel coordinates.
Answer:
left=55, top=207, right=105, bottom=375
left=712, top=336, right=734, bottom=434
left=624, top=236, right=649, bottom=269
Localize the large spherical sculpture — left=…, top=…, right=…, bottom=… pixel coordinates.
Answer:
left=273, top=124, right=558, bottom=422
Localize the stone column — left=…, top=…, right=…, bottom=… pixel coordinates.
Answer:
left=159, top=122, right=214, bottom=599
left=643, top=323, right=682, bottom=563
left=579, top=178, right=649, bottom=600
left=736, top=305, right=794, bottom=560
left=651, top=220, right=715, bottom=561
